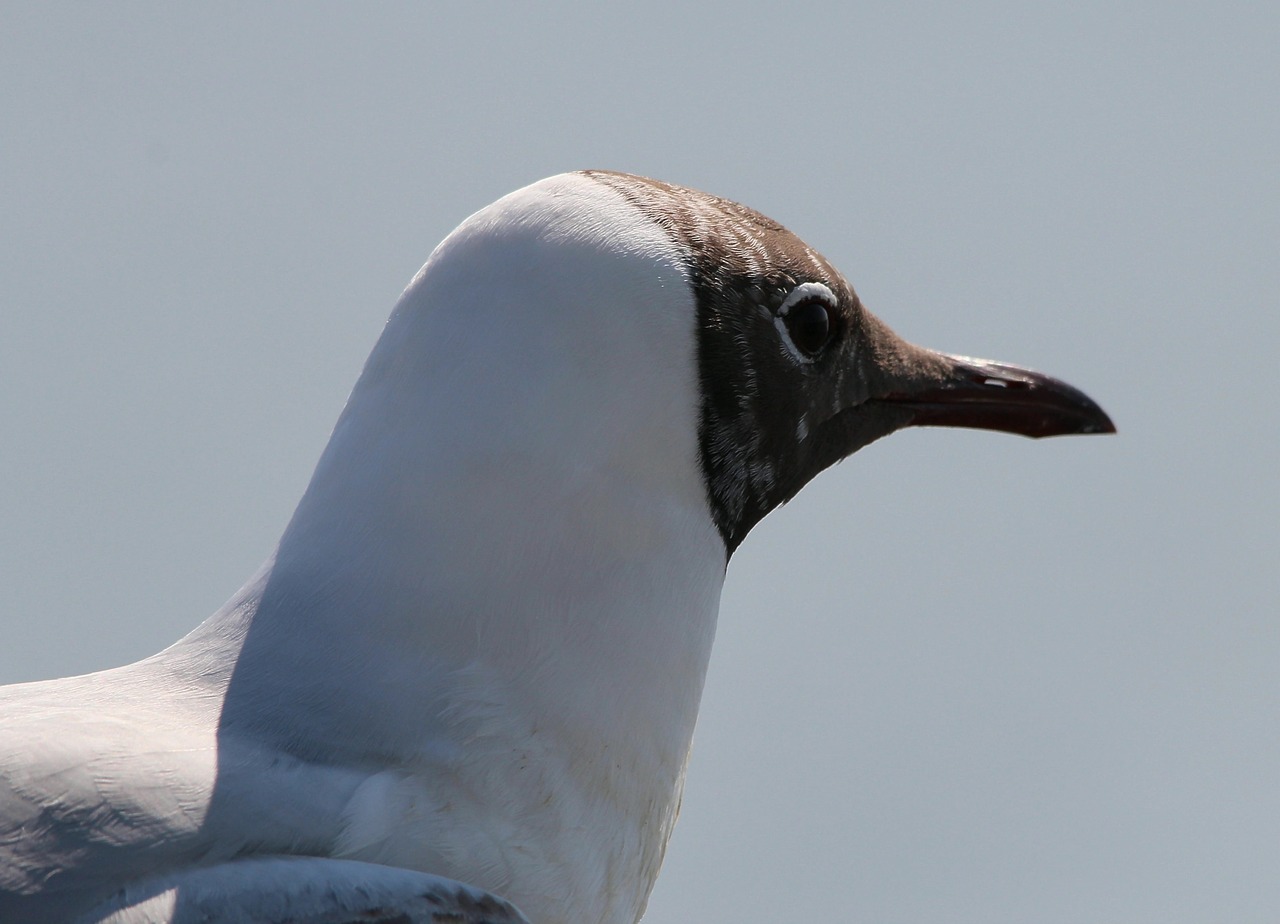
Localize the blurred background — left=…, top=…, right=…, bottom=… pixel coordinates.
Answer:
left=2, top=4, right=1276, bottom=922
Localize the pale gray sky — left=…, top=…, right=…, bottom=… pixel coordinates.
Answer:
left=2, top=4, right=1276, bottom=922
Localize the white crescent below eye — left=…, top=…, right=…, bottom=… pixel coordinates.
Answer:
left=775, top=281, right=837, bottom=363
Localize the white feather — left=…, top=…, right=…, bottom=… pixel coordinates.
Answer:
left=0, top=174, right=725, bottom=924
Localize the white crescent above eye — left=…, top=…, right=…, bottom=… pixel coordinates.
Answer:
left=775, top=281, right=838, bottom=363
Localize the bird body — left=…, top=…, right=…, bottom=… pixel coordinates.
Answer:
left=0, top=172, right=1112, bottom=923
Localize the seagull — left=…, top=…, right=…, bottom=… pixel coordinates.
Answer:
left=0, top=171, right=1113, bottom=924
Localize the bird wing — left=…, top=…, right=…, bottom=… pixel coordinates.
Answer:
left=80, top=855, right=530, bottom=923
left=0, top=666, right=366, bottom=919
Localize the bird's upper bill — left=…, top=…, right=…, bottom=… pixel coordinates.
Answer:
left=855, top=317, right=1116, bottom=440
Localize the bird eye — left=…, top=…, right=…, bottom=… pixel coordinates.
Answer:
left=783, top=298, right=834, bottom=358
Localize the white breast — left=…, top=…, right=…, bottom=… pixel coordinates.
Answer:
left=173, top=174, right=729, bottom=924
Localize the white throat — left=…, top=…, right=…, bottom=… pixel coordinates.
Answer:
left=171, top=174, right=727, bottom=923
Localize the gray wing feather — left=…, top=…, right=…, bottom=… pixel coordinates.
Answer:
left=81, top=855, right=530, bottom=924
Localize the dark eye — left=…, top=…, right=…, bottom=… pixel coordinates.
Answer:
left=784, top=298, right=834, bottom=358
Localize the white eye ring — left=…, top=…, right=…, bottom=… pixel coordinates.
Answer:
left=775, top=282, right=838, bottom=363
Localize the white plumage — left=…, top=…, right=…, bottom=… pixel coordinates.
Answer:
left=0, top=172, right=1112, bottom=923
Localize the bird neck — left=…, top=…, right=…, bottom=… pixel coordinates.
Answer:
left=233, top=444, right=726, bottom=759
left=174, top=315, right=726, bottom=781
